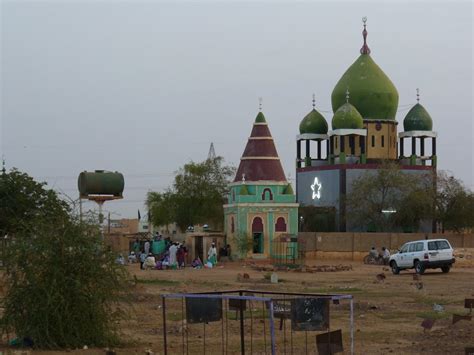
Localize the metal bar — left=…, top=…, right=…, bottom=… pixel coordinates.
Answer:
left=250, top=300, right=253, bottom=354
left=239, top=290, right=245, bottom=355
left=350, top=298, right=354, bottom=355
left=181, top=297, right=185, bottom=355
left=262, top=294, right=267, bottom=355
left=268, top=300, right=276, bottom=355
left=164, top=293, right=274, bottom=302
left=162, top=296, right=168, bottom=355
left=221, top=298, right=225, bottom=355
left=203, top=321, right=206, bottom=355
left=189, top=289, right=353, bottom=299
left=225, top=298, right=229, bottom=354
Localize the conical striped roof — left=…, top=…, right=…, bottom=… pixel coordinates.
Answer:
left=234, top=112, right=287, bottom=182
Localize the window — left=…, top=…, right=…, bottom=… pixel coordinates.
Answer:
left=262, top=188, right=273, bottom=201
left=408, top=243, right=416, bottom=252
left=415, top=242, right=424, bottom=252
left=400, top=244, right=409, bottom=253
left=371, top=136, right=375, bottom=147
left=335, top=137, right=338, bottom=149
left=231, top=217, right=235, bottom=233
left=275, top=217, right=287, bottom=232
left=437, top=240, right=450, bottom=249
left=429, top=240, right=450, bottom=250
left=381, top=135, right=385, bottom=147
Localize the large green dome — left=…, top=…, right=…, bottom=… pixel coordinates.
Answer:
left=332, top=102, right=364, bottom=130
left=331, top=54, right=399, bottom=120
left=299, top=109, right=328, bottom=134
left=403, top=103, right=433, bottom=131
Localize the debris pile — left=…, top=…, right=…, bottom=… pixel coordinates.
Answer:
left=248, top=263, right=352, bottom=273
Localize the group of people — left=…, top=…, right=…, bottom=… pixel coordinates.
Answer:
left=369, top=246, right=391, bottom=264
left=119, top=235, right=222, bottom=271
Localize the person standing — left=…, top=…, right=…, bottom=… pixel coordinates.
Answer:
left=144, top=240, right=150, bottom=255
left=169, top=242, right=178, bottom=268
left=207, top=242, right=217, bottom=266
left=177, top=244, right=185, bottom=268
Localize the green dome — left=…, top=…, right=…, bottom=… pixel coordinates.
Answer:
left=403, top=103, right=433, bottom=131
left=331, top=54, right=399, bottom=120
left=255, top=111, right=266, bottom=123
left=299, top=109, right=328, bottom=134
left=332, top=102, right=364, bottom=130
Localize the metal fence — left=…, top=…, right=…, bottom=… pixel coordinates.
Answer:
left=161, top=289, right=354, bottom=355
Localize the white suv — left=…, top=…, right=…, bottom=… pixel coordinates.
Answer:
left=389, top=239, right=455, bottom=275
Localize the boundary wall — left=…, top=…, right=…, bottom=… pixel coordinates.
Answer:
left=298, top=232, right=474, bottom=261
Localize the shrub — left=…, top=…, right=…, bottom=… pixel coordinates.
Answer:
left=1, top=217, right=130, bottom=349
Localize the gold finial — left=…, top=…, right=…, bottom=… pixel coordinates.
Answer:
left=346, top=88, right=350, bottom=103
left=258, top=97, right=263, bottom=112
left=416, top=88, right=420, bottom=103
left=312, top=93, right=316, bottom=109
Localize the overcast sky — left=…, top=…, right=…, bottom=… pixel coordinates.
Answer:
left=1, top=1, right=472, bottom=219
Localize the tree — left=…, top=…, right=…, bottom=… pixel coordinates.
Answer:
left=146, top=190, right=176, bottom=233
left=147, top=157, right=235, bottom=231
left=1, top=168, right=129, bottom=349
left=346, top=162, right=435, bottom=232
left=436, top=172, right=474, bottom=232
left=0, top=168, right=69, bottom=236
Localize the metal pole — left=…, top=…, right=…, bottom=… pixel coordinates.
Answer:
left=162, top=296, right=168, bottom=355
left=239, top=290, right=245, bottom=355
left=350, top=298, right=354, bottom=355
left=269, top=300, right=276, bottom=355
left=79, top=197, right=83, bottom=223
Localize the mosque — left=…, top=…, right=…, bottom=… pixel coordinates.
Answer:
left=224, top=19, right=437, bottom=257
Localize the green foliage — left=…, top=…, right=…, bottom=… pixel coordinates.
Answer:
left=147, top=157, right=235, bottom=231
left=233, top=231, right=252, bottom=259
left=346, top=162, right=435, bottom=232
left=146, top=190, right=176, bottom=233
left=0, top=169, right=69, bottom=236
left=0, top=169, right=130, bottom=349
left=435, top=172, right=474, bottom=232
left=299, top=206, right=336, bottom=232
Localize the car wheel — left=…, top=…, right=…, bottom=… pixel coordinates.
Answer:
left=390, top=261, right=400, bottom=275
left=441, top=265, right=451, bottom=273
left=414, top=261, right=425, bottom=275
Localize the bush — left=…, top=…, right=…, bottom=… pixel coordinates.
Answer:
left=1, top=217, right=130, bottom=349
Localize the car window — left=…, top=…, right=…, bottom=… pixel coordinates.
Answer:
left=400, top=244, right=409, bottom=253
left=428, top=241, right=437, bottom=250
left=415, top=242, right=424, bottom=252
left=408, top=243, right=416, bottom=252
left=436, top=240, right=450, bottom=250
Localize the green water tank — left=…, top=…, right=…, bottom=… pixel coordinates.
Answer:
left=78, top=170, right=124, bottom=197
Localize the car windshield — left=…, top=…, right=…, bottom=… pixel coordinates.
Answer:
left=428, top=240, right=451, bottom=250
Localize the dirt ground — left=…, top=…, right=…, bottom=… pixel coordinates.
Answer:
left=1, top=254, right=474, bottom=355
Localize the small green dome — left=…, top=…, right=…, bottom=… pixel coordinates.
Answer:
left=299, top=109, right=328, bottom=134
left=331, top=54, right=399, bottom=120
left=255, top=112, right=266, bottom=123
left=403, top=103, right=433, bottom=131
left=332, top=102, right=364, bottom=130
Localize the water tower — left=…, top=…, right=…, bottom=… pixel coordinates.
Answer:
left=77, top=170, right=124, bottom=223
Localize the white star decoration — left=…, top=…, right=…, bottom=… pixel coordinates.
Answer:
left=311, top=177, right=322, bottom=200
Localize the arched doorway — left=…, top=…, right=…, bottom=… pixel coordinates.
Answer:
left=252, top=217, right=264, bottom=254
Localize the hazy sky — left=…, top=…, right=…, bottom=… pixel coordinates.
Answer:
left=1, top=1, right=472, bottom=219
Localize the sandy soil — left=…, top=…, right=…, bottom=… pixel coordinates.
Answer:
left=1, top=255, right=474, bottom=354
